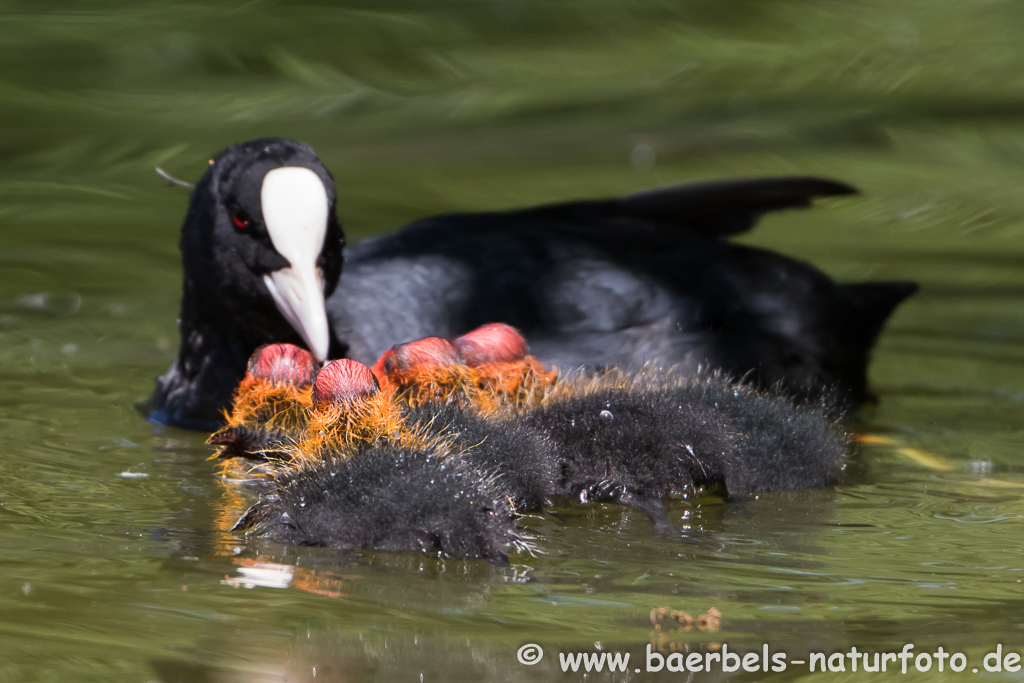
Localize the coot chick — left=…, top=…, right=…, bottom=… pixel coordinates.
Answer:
left=372, top=336, right=556, bottom=512
left=673, top=377, right=849, bottom=495
left=236, top=360, right=523, bottom=562
left=374, top=334, right=724, bottom=523
left=239, top=445, right=520, bottom=562
left=528, top=370, right=848, bottom=508
left=207, top=343, right=318, bottom=460
left=151, top=138, right=917, bottom=429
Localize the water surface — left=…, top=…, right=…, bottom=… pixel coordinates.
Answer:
left=2, top=1, right=1024, bottom=681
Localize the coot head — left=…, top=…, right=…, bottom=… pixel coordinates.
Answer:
left=182, top=138, right=343, bottom=361
left=371, top=336, right=465, bottom=379
left=453, top=323, right=529, bottom=366
left=303, top=358, right=415, bottom=460
left=312, top=358, right=381, bottom=408
left=206, top=343, right=318, bottom=459
left=151, top=139, right=345, bottom=428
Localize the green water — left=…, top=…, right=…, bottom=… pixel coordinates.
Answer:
left=2, top=1, right=1024, bottom=681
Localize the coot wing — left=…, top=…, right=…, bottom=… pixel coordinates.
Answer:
left=500, top=176, right=858, bottom=239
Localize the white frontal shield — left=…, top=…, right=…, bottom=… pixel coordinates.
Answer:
left=260, top=166, right=331, bottom=362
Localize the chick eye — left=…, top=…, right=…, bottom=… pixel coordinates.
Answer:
left=383, top=357, right=395, bottom=374
left=231, top=210, right=251, bottom=231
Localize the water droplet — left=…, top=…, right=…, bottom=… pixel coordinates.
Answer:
left=599, top=410, right=614, bottom=421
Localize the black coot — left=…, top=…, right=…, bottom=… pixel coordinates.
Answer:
left=240, top=443, right=521, bottom=563
left=152, top=138, right=915, bottom=429
left=524, top=372, right=847, bottom=526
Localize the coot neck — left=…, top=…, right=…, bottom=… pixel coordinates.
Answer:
left=150, top=281, right=262, bottom=430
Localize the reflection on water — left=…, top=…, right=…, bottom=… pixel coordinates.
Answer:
left=2, top=0, right=1024, bottom=680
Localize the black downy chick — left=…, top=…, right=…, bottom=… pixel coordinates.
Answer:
left=404, top=402, right=556, bottom=514
left=523, top=371, right=847, bottom=528
left=678, top=379, right=847, bottom=496
left=244, top=444, right=519, bottom=564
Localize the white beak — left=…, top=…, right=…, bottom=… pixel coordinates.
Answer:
left=260, top=167, right=331, bottom=362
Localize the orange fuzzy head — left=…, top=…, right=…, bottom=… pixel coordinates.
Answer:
left=371, top=337, right=472, bottom=406
left=219, top=344, right=317, bottom=430
left=296, top=358, right=434, bottom=465
left=372, top=332, right=561, bottom=414
left=247, top=343, right=319, bottom=386
left=452, top=323, right=529, bottom=367
left=467, top=356, right=559, bottom=414
left=209, top=344, right=318, bottom=459
left=449, top=325, right=557, bottom=414
left=371, top=336, right=465, bottom=378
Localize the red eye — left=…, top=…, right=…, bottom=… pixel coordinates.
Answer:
left=231, top=211, right=251, bottom=230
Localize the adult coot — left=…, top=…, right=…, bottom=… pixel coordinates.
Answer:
left=151, top=138, right=915, bottom=429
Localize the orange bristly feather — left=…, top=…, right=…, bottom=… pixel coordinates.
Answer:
left=466, top=357, right=560, bottom=415
left=381, top=355, right=561, bottom=415
left=281, top=392, right=454, bottom=473
left=224, top=375, right=314, bottom=430
left=379, top=364, right=476, bottom=408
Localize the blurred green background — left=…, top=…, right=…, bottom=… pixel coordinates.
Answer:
left=1, top=1, right=1023, bottom=681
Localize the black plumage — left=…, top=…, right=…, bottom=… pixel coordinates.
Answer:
left=521, top=373, right=847, bottom=524
left=678, top=381, right=847, bottom=496
left=526, top=387, right=735, bottom=503
left=152, top=140, right=342, bottom=429
left=152, top=138, right=916, bottom=429
left=240, top=444, right=520, bottom=563
left=403, top=402, right=556, bottom=513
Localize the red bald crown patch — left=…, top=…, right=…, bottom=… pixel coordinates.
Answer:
left=313, top=359, right=380, bottom=407
left=246, top=344, right=319, bottom=386
left=453, top=323, right=529, bottom=367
